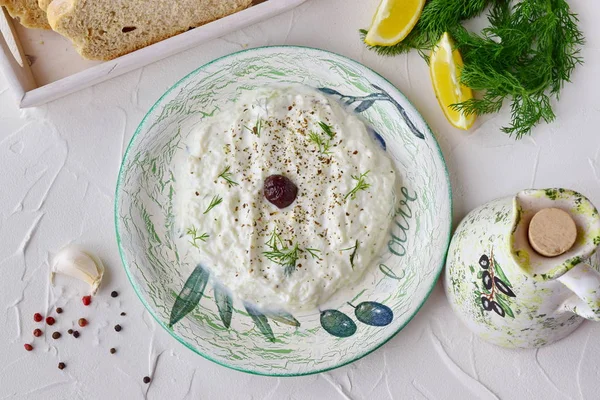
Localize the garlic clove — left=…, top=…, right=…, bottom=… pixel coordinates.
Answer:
left=51, top=245, right=104, bottom=295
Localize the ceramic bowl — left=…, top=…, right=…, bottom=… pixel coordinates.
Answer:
left=115, top=46, right=451, bottom=376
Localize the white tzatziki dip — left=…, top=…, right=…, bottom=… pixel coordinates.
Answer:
left=179, top=86, right=396, bottom=312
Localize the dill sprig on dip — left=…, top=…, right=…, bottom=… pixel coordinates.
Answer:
left=186, top=226, right=209, bottom=248
left=263, top=228, right=321, bottom=277
left=263, top=229, right=301, bottom=277
left=218, top=166, right=239, bottom=187
left=308, top=121, right=336, bottom=154
left=308, top=131, right=332, bottom=154
left=360, top=0, right=584, bottom=137
left=341, top=240, right=359, bottom=268
left=203, top=195, right=223, bottom=214
left=317, top=121, right=335, bottom=140
left=243, top=117, right=263, bottom=137
left=345, top=171, right=370, bottom=201
left=305, top=248, right=322, bottom=259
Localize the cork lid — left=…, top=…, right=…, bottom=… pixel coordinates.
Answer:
left=528, top=208, right=577, bottom=257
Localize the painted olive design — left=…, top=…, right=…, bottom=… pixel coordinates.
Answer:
left=479, top=254, right=490, bottom=269
left=352, top=302, right=393, bottom=327
left=320, top=309, right=357, bottom=338
left=482, top=271, right=493, bottom=290
left=475, top=253, right=516, bottom=319
left=494, top=277, right=516, bottom=297
left=481, top=296, right=493, bottom=311
left=491, top=301, right=505, bottom=317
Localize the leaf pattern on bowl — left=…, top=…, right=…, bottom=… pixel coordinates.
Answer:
left=264, top=311, right=301, bottom=327
left=169, top=264, right=210, bottom=327
left=214, top=285, right=233, bottom=329
left=244, top=304, right=276, bottom=343
left=318, top=84, right=425, bottom=141
left=170, top=266, right=302, bottom=342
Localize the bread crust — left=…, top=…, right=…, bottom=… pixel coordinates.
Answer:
left=47, top=0, right=252, bottom=60
left=1, top=0, right=50, bottom=29
left=38, top=0, right=51, bottom=11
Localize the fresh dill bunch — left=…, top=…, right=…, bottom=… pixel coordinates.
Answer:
left=451, top=0, right=584, bottom=137
left=345, top=171, right=370, bottom=201
left=218, top=166, right=239, bottom=187
left=360, top=0, right=491, bottom=57
left=203, top=195, right=223, bottom=214
left=361, top=0, right=584, bottom=137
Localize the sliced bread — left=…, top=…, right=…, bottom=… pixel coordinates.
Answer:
left=1, top=0, right=50, bottom=29
left=46, top=0, right=253, bottom=61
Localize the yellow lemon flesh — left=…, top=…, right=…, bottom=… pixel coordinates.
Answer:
left=430, top=32, right=476, bottom=130
left=365, top=0, right=426, bottom=46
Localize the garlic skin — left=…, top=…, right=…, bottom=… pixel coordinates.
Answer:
left=51, top=245, right=104, bottom=295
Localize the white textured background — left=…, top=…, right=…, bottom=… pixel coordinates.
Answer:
left=2, top=0, right=600, bottom=398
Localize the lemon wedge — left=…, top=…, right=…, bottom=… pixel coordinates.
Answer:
left=365, top=0, right=426, bottom=46
left=429, top=32, right=476, bottom=130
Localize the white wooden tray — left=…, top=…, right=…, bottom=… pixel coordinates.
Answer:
left=0, top=0, right=306, bottom=108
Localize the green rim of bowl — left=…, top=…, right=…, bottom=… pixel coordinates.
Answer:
left=114, top=45, right=453, bottom=377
